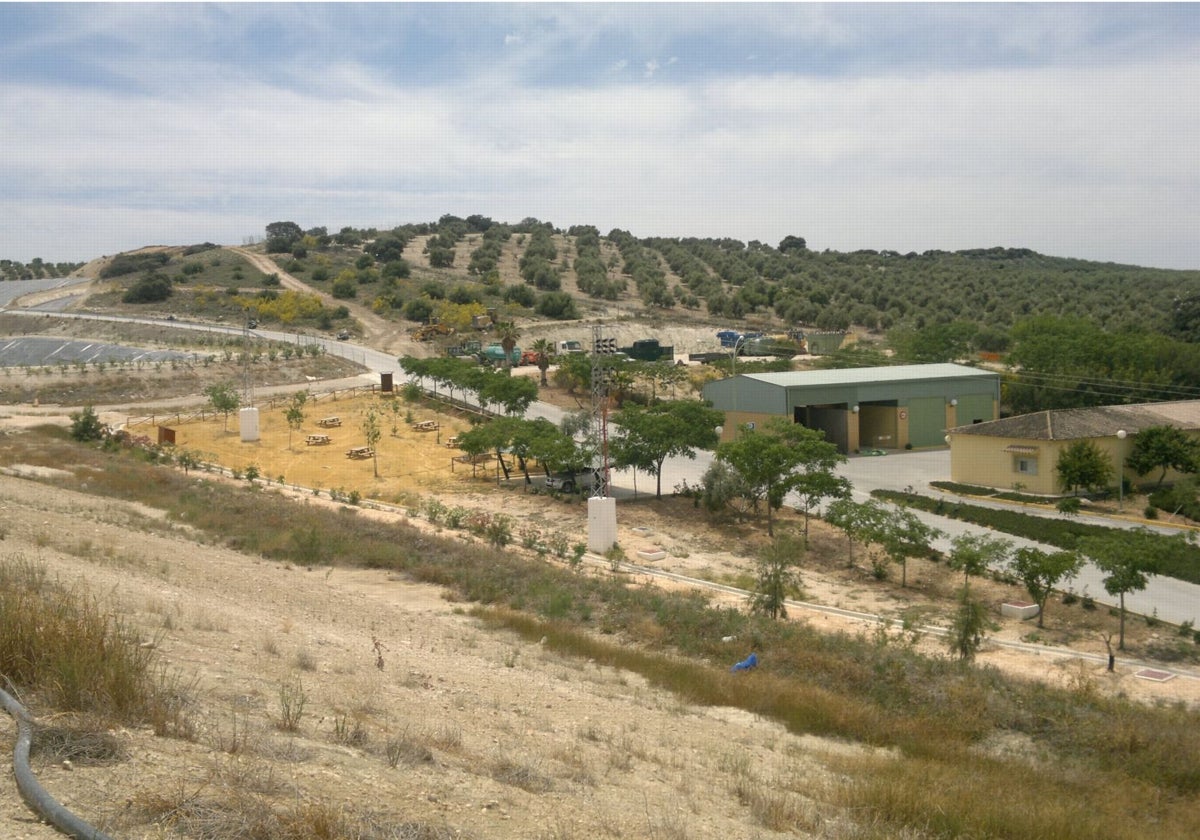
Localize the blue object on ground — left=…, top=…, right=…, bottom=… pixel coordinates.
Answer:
left=731, top=652, right=758, bottom=672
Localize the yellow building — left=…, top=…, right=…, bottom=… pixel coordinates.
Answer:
left=946, top=400, right=1200, bottom=496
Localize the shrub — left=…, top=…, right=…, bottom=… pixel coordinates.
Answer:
left=69, top=405, right=106, bottom=441
left=123, top=273, right=173, bottom=303
left=536, top=291, right=580, bottom=320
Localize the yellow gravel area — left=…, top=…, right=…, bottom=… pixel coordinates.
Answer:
left=148, top=392, right=492, bottom=499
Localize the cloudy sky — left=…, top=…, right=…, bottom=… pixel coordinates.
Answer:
left=3, top=3, right=1199, bottom=269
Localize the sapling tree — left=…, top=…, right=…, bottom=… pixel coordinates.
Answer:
left=824, top=497, right=891, bottom=569
left=361, top=406, right=382, bottom=478
left=1008, top=547, right=1083, bottom=628
left=874, top=506, right=943, bottom=587
left=749, top=533, right=804, bottom=620
left=205, top=383, right=240, bottom=432
left=947, top=533, right=1014, bottom=594
left=1080, top=530, right=1162, bottom=650
left=284, top=391, right=307, bottom=450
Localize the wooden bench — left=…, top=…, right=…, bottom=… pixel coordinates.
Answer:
left=345, top=446, right=374, bottom=459
left=305, top=434, right=332, bottom=446
left=317, top=416, right=342, bottom=428
left=412, top=420, right=440, bottom=432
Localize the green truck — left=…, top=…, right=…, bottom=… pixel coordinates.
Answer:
left=618, top=339, right=674, bottom=362
left=480, top=342, right=521, bottom=365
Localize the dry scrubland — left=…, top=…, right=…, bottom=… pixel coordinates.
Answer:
left=2, top=406, right=1200, bottom=839
left=2, top=257, right=1200, bottom=837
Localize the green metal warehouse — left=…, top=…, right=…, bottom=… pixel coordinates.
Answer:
left=702, top=363, right=1000, bottom=453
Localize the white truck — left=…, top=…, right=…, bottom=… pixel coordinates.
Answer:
left=556, top=340, right=584, bottom=355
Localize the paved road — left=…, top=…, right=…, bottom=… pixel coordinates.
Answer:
left=5, top=308, right=1198, bottom=627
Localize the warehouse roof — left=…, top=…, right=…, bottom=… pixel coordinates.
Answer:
left=742, top=363, right=997, bottom=389
left=950, top=400, right=1200, bottom=441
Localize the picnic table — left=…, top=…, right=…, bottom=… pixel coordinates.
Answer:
left=412, top=420, right=439, bottom=432
left=317, top=416, right=342, bottom=428
left=305, top=434, right=332, bottom=446
left=444, top=436, right=460, bottom=448
left=345, top=446, right=374, bottom=459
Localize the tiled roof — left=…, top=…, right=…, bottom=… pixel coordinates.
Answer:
left=950, top=400, right=1200, bottom=440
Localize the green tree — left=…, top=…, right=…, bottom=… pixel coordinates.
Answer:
left=1056, top=439, right=1114, bottom=496
left=874, top=507, right=943, bottom=587
left=788, top=445, right=849, bottom=543
left=205, top=383, right=240, bottom=432
left=265, top=221, right=304, bottom=253
left=1080, top=530, right=1162, bottom=650
left=1126, top=425, right=1200, bottom=489
left=612, top=401, right=723, bottom=499
left=1008, top=547, right=1083, bottom=628
left=947, top=533, right=1014, bottom=593
left=284, top=391, right=307, bottom=450
left=69, top=405, right=105, bottom=442
left=823, top=497, right=890, bottom=569
left=480, top=373, right=538, bottom=416
left=748, top=533, right=804, bottom=619
left=716, top=418, right=828, bottom=537
left=361, top=406, right=382, bottom=478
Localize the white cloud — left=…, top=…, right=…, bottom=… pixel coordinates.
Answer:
left=3, top=38, right=1200, bottom=269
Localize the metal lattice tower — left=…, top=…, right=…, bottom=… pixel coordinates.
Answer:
left=590, top=324, right=616, bottom=498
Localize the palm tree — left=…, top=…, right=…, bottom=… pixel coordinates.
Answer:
left=495, top=321, right=521, bottom=372
left=530, top=338, right=553, bottom=386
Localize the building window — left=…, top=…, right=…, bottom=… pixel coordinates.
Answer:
left=1014, top=457, right=1038, bottom=476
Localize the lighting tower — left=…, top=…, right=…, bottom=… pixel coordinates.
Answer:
left=590, top=324, right=616, bottom=497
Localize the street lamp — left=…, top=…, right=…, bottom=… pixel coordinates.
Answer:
left=731, top=335, right=746, bottom=418
left=1116, top=429, right=1127, bottom=510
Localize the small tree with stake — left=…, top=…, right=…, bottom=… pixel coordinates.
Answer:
left=1080, top=529, right=1163, bottom=650
left=361, top=406, right=382, bottom=478
left=284, top=391, right=307, bottom=450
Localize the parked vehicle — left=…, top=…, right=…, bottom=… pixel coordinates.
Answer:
left=480, top=342, right=521, bottom=365
left=470, top=308, right=497, bottom=330
left=618, top=339, right=674, bottom=362
left=544, top=469, right=600, bottom=494
left=519, top=349, right=542, bottom=366
left=556, top=339, right=584, bottom=355
left=412, top=321, right=453, bottom=341
left=446, top=339, right=482, bottom=357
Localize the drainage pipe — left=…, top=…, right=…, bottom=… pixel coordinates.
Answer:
left=0, top=682, right=115, bottom=840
